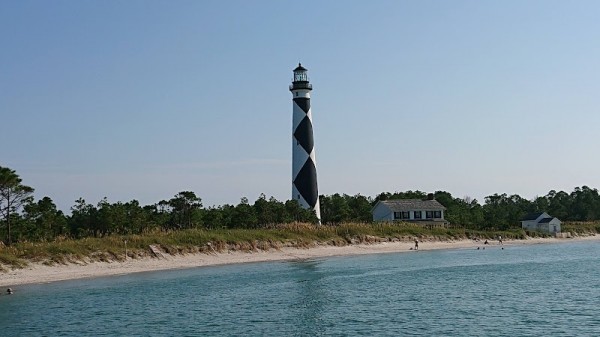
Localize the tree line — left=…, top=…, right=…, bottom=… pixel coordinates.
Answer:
left=2, top=165, right=600, bottom=244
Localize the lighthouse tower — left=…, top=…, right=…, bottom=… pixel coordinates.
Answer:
left=289, top=63, right=321, bottom=222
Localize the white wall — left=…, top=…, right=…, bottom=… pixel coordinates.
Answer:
left=372, top=204, right=446, bottom=222
left=521, top=220, right=538, bottom=231
left=545, top=218, right=561, bottom=233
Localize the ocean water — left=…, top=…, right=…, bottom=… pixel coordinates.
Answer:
left=1, top=241, right=599, bottom=336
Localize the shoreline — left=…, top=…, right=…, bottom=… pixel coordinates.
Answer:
left=1, top=235, right=598, bottom=287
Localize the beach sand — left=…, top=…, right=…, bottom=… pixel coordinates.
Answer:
left=1, top=235, right=598, bottom=287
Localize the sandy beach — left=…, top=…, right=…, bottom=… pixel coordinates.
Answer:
left=1, top=235, right=598, bottom=287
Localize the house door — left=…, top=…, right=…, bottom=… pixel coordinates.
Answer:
left=553, top=225, right=557, bottom=233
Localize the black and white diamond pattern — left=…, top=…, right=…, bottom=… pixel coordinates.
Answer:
left=293, top=116, right=314, bottom=154
left=293, top=160, right=318, bottom=208
left=292, top=93, right=321, bottom=221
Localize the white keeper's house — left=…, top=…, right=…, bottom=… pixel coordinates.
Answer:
left=372, top=198, right=448, bottom=226
left=520, top=212, right=561, bottom=234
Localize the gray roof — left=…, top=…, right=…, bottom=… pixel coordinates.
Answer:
left=379, top=199, right=446, bottom=211
left=521, top=212, right=544, bottom=221
left=538, top=217, right=555, bottom=224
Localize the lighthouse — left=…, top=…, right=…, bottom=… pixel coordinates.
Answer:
left=290, top=63, right=321, bottom=222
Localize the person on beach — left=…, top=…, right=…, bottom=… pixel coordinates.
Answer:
left=6, top=288, right=13, bottom=295
left=414, top=239, right=419, bottom=250
left=498, top=235, right=503, bottom=245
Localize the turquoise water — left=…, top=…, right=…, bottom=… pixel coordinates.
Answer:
left=1, top=241, right=599, bottom=336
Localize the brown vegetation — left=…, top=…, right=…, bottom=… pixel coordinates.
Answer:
left=0, top=222, right=554, bottom=271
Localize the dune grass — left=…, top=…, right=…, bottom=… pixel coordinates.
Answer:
left=0, top=222, right=570, bottom=271
left=562, top=221, right=600, bottom=234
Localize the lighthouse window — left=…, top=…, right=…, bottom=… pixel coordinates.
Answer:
left=296, top=92, right=298, bottom=97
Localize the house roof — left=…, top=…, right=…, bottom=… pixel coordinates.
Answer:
left=521, top=212, right=545, bottom=221
left=378, top=199, right=446, bottom=211
left=538, top=217, right=555, bottom=224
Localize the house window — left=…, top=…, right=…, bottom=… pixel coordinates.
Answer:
left=426, top=211, right=433, bottom=219
left=394, top=212, right=410, bottom=220
left=414, top=211, right=422, bottom=219
left=394, top=211, right=410, bottom=220
left=434, top=211, right=442, bottom=218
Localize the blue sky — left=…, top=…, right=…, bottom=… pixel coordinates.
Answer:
left=2, top=0, right=599, bottom=212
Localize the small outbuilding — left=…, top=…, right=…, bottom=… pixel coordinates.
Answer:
left=372, top=198, right=448, bottom=226
left=521, top=212, right=561, bottom=234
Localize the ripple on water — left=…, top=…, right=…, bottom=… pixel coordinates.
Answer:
left=0, top=241, right=599, bottom=336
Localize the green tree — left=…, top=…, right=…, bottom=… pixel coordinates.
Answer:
left=373, top=190, right=427, bottom=203
left=546, top=190, right=571, bottom=220
left=482, top=193, right=530, bottom=230
left=284, top=200, right=318, bottom=223
left=93, top=199, right=150, bottom=235
left=345, top=194, right=373, bottom=222
left=219, top=204, right=236, bottom=228
left=570, top=186, right=600, bottom=221
left=532, top=195, right=550, bottom=213
left=68, top=197, right=100, bottom=238
left=253, top=194, right=280, bottom=226
left=96, top=198, right=114, bottom=236
left=166, top=191, right=203, bottom=229
left=467, top=199, right=485, bottom=228
left=203, top=206, right=226, bottom=229
left=23, top=196, right=67, bottom=241
left=143, top=204, right=166, bottom=232
left=429, top=191, right=484, bottom=227
left=432, top=191, right=461, bottom=224
left=123, top=200, right=151, bottom=234
left=0, top=166, right=34, bottom=245
left=483, top=194, right=510, bottom=229
left=232, top=197, right=258, bottom=228
left=271, top=197, right=294, bottom=223
left=320, top=193, right=351, bottom=224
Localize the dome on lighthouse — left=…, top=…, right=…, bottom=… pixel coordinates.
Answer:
left=294, top=63, right=307, bottom=72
